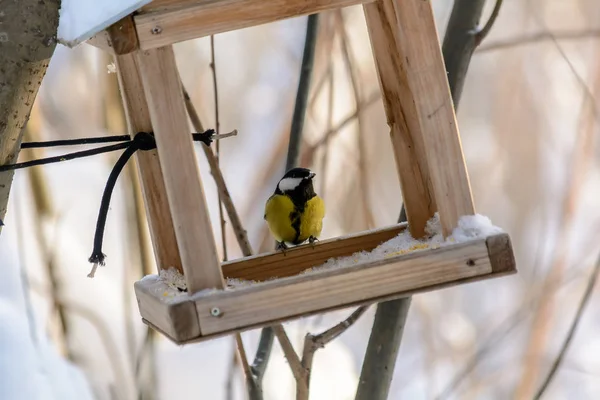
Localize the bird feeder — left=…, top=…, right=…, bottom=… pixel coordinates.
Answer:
left=72, top=0, right=517, bottom=344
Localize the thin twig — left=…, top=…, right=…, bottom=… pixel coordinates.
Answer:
left=435, top=242, right=600, bottom=399
left=312, top=306, right=368, bottom=346
left=533, top=254, right=600, bottom=399
left=183, top=88, right=253, bottom=256
left=298, top=306, right=368, bottom=399
left=335, top=10, right=375, bottom=228
left=474, top=0, right=504, bottom=46
left=301, top=91, right=381, bottom=167
left=182, top=84, right=256, bottom=395
left=225, top=339, right=239, bottom=400
left=210, top=35, right=228, bottom=262
left=253, top=14, right=321, bottom=390
left=477, top=29, right=600, bottom=53
left=514, top=11, right=600, bottom=397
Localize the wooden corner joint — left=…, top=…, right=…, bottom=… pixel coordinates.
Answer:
left=486, top=233, right=517, bottom=275
left=87, top=15, right=140, bottom=55
left=107, top=15, right=140, bottom=55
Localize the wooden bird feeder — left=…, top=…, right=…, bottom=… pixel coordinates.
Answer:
left=75, top=0, right=517, bottom=344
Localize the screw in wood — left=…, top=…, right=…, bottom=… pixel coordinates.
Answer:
left=151, top=26, right=163, bottom=35
left=210, top=307, right=222, bottom=317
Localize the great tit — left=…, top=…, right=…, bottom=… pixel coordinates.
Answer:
left=264, top=167, right=325, bottom=251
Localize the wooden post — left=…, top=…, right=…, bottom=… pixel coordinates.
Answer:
left=114, top=51, right=184, bottom=274
left=135, top=45, right=224, bottom=293
left=364, top=0, right=475, bottom=237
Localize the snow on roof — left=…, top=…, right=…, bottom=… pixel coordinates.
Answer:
left=57, top=0, right=152, bottom=47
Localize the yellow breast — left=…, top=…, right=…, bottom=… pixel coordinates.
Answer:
left=264, top=194, right=325, bottom=244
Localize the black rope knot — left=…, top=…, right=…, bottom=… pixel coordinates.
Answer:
left=0, top=128, right=221, bottom=277
left=133, top=131, right=158, bottom=151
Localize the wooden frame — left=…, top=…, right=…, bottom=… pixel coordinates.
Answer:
left=86, top=0, right=519, bottom=344
left=135, top=233, right=516, bottom=344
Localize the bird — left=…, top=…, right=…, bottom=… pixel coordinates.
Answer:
left=264, top=167, right=325, bottom=251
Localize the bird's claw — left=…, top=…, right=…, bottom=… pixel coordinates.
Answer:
left=308, top=236, right=319, bottom=248
left=276, top=241, right=288, bottom=255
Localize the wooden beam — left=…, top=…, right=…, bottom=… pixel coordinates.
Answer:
left=134, top=0, right=375, bottom=50
left=135, top=281, right=201, bottom=342
left=114, top=51, right=183, bottom=273
left=364, top=0, right=474, bottom=237
left=135, top=46, right=224, bottom=293
left=196, top=235, right=512, bottom=336
left=222, top=224, right=407, bottom=282
left=88, top=16, right=139, bottom=55
left=135, top=233, right=516, bottom=343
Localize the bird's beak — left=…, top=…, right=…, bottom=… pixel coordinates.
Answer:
left=308, top=172, right=316, bottom=179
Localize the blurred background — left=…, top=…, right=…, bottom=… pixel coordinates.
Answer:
left=1, top=0, right=600, bottom=398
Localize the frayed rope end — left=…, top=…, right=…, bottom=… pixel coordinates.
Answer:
left=87, top=252, right=106, bottom=278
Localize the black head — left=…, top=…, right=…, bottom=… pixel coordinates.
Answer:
left=276, top=167, right=316, bottom=195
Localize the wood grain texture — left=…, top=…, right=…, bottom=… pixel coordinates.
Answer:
left=196, top=234, right=512, bottom=336
left=135, top=46, right=224, bottom=292
left=135, top=281, right=200, bottom=342
left=134, top=0, right=375, bottom=50
left=86, top=31, right=116, bottom=54
left=114, top=51, right=183, bottom=273
left=486, top=234, right=517, bottom=274
left=222, top=224, right=407, bottom=281
left=364, top=0, right=475, bottom=237
left=106, top=16, right=140, bottom=54
left=135, top=233, right=516, bottom=343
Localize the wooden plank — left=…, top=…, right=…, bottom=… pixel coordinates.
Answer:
left=106, top=16, right=139, bottom=54
left=89, top=16, right=139, bottom=55
left=364, top=0, right=475, bottom=237
left=195, top=234, right=515, bottom=336
left=140, top=0, right=198, bottom=12
left=86, top=31, right=116, bottom=54
left=114, top=51, right=183, bottom=273
left=135, top=46, right=224, bottom=293
left=135, top=280, right=200, bottom=342
left=222, top=224, right=407, bottom=282
left=134, top=0, right=375, bottom=50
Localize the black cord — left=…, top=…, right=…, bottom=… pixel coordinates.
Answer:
left=1, top=130, right=216, bottom=172
left=0, top=129, right=218, bottom=271
left=21, top=134, right=131, bottom=148
left=88, top=132, right=156, bottom=266
left=0, top=142, right=132, bottom=172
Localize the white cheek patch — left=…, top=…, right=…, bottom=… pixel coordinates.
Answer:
left=278, top=177, right=303, bottom=192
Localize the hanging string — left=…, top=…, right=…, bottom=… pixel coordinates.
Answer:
left=0, top=128, right=238, bottom=277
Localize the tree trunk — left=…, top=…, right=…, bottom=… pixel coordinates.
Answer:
left=0, top=0, right=61, bottom=232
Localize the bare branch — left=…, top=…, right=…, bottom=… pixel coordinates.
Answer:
left=272, top=326, right=308, bottom=385
left=182, top=83, right=257, bottom=396
left=335, top=10, right=375, bottom=228
left=301, top=91, right=381, bottom=167
left=312, top=306, right=368, bottom=346
left=474, top=0, right=504, bottom=46
left=253, top=14, right=321, bottom=389
left=297, top=306, right=369, bottom=399
left=477, top=29, right=600, bottom=53
left=182, top=88, right=254, bottom=257
left=225, top=340, right=239, bottom=400
left=533, top=254, right=600, bottom=399
left=210, top=34, right=228, bottom=262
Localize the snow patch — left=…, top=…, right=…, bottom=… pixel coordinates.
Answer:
left=138, top=214, right=503, bottom=297
left=57, top=0, right=152, bottom=47
left=302, top=213, right=503, bottom=275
